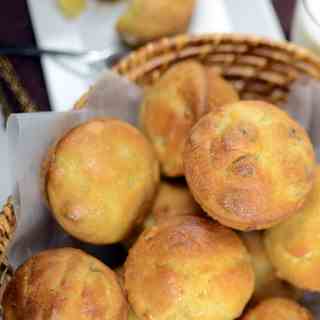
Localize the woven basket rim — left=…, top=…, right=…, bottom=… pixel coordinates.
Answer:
left=113, top=33, right=320, bottom=73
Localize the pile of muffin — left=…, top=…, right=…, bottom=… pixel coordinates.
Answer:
left=3, top=60, right=319, bottom=320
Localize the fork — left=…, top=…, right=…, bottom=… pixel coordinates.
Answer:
left=0, top=46, right=128, bottom=68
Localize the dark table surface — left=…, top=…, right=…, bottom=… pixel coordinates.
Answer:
left=0, top=0, right=296, bottom=112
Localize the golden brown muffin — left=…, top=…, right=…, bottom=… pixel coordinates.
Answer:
left=240, top=231, right=301, bottom=303
left=265, top=166, right=320, bottom=292
left=128, top=310, right=139, bottom=320
left=184, top=100, right=315, bottom=230
left=140, top=61, right=207, bottom=177
left=240, top=298, right=313, bottom=320
left=123, top=180, right=202, bottom=249
left=3, top=248, right=128, bottom=320
left=206, top=67, right=239, bottom=113
left=125, top=216, right=254, bottom=320
left=151, top=181, right=202, bottom=223
left=116, top=0, right=196, bottom=46
left=44, top=118, right=159, bottom=244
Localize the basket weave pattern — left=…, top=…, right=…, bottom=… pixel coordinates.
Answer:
left=114, top=34, right=320, bottom=105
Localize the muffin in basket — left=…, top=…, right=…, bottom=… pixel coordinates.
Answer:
left=265, top=166, right=320, bottom=292
left=140, top=60, right=239, bottom=177
left=116, top=0, right=196, bottom=46
left=140, top=60, right=207, bottom=177
left=124, top=180, right=203, bottom=248
left=184, top=100, right=315, bottom=230
left=43, top=118, right=159, bottom=244
left=240, top=297, right=313, bottom=320
left=149, top=180, right=202, bottom=224
left=125, top=216, right=254, bottom=320
left=240, top=231, right=301, bottom=303
left=3, top=248, right=128, bottom=320
left=206, top=66, right=239, bottom=113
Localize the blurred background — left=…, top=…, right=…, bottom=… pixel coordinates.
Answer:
left=0, top=0, right=296, bottom=113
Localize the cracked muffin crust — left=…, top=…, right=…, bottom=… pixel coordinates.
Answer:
left=116, top=0, right=196, bottom=46
left=184, top=100, right=315, bottom=230
left=125, top=216, right=254, bottom=320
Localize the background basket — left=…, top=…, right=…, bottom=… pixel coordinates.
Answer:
left=2, top=33, right=320, bottom=295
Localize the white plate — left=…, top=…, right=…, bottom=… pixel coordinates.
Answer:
left=27, top=0, right=284, bottom=111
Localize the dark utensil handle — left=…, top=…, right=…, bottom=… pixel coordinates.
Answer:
left=0, top=46, right=82, bottom=57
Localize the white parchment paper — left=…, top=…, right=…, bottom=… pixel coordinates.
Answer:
left=5, top=72, right=320, bottom=316
left=7, top=70, right=142, bottom=268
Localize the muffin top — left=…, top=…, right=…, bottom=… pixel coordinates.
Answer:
left=184, top=100, right=315, bottom=230
left=125, top=216, right=254, bottom=320
left=241, top=298, right=313, bottom=320
left=45, top=118, right=159, bottom=244
left=116, top=0, right=196, bottom=46
left=265, top=166, right=320, bottom=291
left=140, top=60, right=207, bottom=176
left=3, top=248, right=128, bottom=320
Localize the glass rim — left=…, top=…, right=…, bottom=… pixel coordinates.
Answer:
left=303, top=0, right=320, bottom=29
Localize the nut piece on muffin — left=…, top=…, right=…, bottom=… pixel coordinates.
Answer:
left=184, top=100, right=315, bottom=230
left=3, top=248, right=128, bottom=320
left=140, top=60, right=207, bottom=177
left=43, top=118, right=159, bottom=244
left=125, top=216, right=254, bottom=320
left=240, top=298, right=313, bottom=320
left=265, top=166, right=320, bottom=292
left=240, top=231, right=301, bottom=303
left=116, top=0, right=196, bottom=46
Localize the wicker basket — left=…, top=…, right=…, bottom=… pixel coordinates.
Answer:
left=2, top=33, right=320, bottom=294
